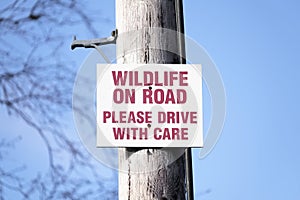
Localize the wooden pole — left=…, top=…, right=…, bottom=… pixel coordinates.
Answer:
left=116, top=0, right=189, bottom=199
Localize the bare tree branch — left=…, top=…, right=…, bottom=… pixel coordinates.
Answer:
left=0, top=0, right=116, bottom=199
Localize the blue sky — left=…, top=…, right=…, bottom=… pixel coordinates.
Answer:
left=1, top=0, right=300, bottom=199
left=184, top=0, right=300, bottom=199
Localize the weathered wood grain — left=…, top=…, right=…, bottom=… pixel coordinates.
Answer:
left=116, top=0, right=186, bottom=199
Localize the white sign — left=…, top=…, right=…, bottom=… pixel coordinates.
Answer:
left=97, top=64, right=203, bottom=147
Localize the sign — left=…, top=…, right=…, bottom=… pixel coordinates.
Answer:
left=97, top=64, right=203, bottom=147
